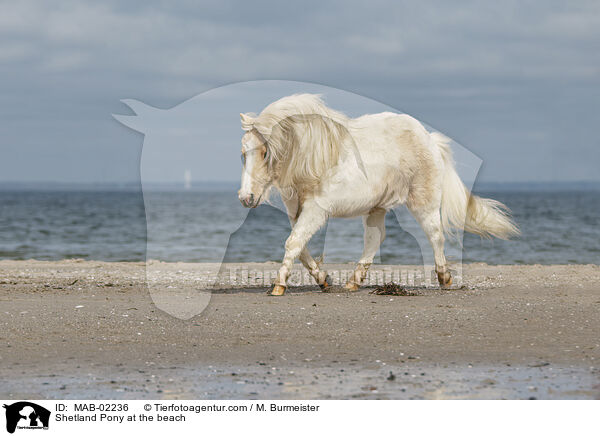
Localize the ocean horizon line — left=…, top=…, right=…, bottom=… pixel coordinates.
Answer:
left=1, top=180, right=600, bottom=192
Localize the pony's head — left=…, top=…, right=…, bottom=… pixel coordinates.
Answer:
left=238, top=113, right=273, bottom=208
left=237, top=94, right=350, bottom=207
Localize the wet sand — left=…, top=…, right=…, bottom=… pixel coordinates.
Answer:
left=1, top=260, right=599, bottom=399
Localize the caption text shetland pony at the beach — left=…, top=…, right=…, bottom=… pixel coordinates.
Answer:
left=238, top=94, right=519, bottom=295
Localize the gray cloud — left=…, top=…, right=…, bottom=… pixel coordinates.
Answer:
left=1, top=0, right=599, bottom=183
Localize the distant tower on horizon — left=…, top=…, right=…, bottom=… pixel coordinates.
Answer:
left=184, top=169, right=192, bottom=190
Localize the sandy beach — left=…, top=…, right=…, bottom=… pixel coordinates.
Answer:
left=1, top=260, right=598, bottom=399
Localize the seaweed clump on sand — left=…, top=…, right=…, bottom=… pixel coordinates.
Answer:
left=369, top=282, right=414, bottom=296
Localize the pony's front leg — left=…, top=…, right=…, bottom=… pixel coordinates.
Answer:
left=345, top=208, right=386, bottom=291
left=282, top=195, right=331, bottom=290
left=271, top=202, right=329, bottom=296
left=299, top=248, right=331, bottom=290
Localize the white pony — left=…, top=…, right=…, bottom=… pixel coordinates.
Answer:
left=238, top=94, right=519, bottom=295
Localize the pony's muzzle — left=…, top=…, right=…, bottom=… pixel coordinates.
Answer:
left=239, top=192, right=258, bottom=208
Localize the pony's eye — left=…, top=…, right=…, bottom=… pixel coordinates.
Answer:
left=241, top=153, right=246, bottom=166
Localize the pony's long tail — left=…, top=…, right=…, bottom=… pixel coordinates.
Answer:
left=431, top=132, right=520, bottom=239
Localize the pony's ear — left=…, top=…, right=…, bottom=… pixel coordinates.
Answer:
left=240, top=113, right=254, bottom=131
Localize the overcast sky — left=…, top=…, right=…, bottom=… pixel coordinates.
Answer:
left=1, top=0, right=599, bottom=184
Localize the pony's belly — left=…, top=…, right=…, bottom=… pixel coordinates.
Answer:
left=325, top=185, right=406, bottom=218
left=322, top=163, right=408, bottom=217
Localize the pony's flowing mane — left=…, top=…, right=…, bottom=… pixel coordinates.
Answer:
left=242, top=94, right=350, bottom=193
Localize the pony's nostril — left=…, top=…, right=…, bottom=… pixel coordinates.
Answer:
left=239, top=195, right=252, bottom=208
left=239, top=193, right=257, bottom=208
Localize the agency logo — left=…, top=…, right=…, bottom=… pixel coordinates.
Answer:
left=3, top=402, right=50, bottom=434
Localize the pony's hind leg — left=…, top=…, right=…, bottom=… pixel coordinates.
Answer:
left=345, top=208, right=386, bottom=291
left=410, top=206, right=452, bottom=287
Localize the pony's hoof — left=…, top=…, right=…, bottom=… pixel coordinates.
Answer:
left=269, top=285, right=286, bottom=296
left=319, top=274, right=332, bottom=291
left=437, top=271, right=452, bottom=288
left=344, top=281, right=360, bottom=291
